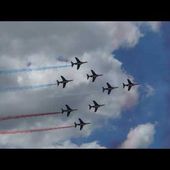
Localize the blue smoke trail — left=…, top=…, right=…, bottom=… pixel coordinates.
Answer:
left=0, top=64, right=71, bottom=75
left=0, top=83, right=57, bottom=92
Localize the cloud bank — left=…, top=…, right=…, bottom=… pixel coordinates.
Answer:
left=120, top=123, right=155, bottom=148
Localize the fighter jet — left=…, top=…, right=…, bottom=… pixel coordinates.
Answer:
left=57, top=76, right=73, bottom=88
left=102, top=82, right=119, bottom=95
left=123, top=79, right=139, bottom=91
left=61, top=104, right=78, bottom=117
left=74, top=118, right=91, bottom=131
left=89, top=100, right=105, bottom=112
left=87, top=70, right=103, bottom=82
left=71, top=57, right=87, bottom=70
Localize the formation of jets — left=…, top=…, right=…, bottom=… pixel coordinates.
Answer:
left=55, top=57, right=139, bottom=130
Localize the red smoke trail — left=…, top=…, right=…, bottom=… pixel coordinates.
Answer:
left=0, top=125, right=75, bottom=135
left=0, top=112, right=62, bottom=121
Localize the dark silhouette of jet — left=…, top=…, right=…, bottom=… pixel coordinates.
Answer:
left=123, top=79, right=139, bottom=91
left=71, top=57, right=87, bottom=70
left=61, top=105, right=78, bottom=117
left=87, top=70, right=103, bottom=82
left=102, top=82, right=119, bottom=95
left=57, top=76, right=73, bottom=88
left=74, top=118, right=91, bottom=130
left=89, top=100, right=105, bottom=112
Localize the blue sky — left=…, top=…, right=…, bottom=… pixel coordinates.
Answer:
left=71, top=22, right=170, bottom=148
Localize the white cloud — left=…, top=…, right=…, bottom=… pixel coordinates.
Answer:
left=0, top=22, right=160, bottom=148
left=146, top=22, right=161, bottom=32
left=136, top=21, right=161, bottom=33
left=145, top=84, right=155, bottom=97
left=52, top=140, right=105, bottom=149
left=120, top=123, right=156, bottom=148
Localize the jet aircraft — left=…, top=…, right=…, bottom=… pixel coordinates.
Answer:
left=61, top=104, right=78, bottom=117
left=57, top=76, right=73, bottom=88
left=123, top=79, right=139, bottom=91
left=74, top=118, right=91, bottom=130
left=102, top=82, right=118, bottom=95
left=87, top=70, right=103, bottom=82
left=89, top=100, right=105, bottom=112
left=71, top=57, right=87, bottom=70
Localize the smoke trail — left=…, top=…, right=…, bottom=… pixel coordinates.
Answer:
left=0, top=111, right=62, bottom=122
left=0, top=64, right=71, bottom=75
left=0, top=125, right=75, bottom=135
left=0, top=83, right=57, bottom=92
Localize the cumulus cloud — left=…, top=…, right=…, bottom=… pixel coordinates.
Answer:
left=120, top=123, right=156, bottom=148
left=0, top=22, right=160, bottom=148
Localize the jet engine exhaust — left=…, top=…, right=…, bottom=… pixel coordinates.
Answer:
left=0, top=64, right=71, bottom=75
left=0, top=125, right=75, bottom=135
left=0, top=111, right=62, bottom=122
left=0, top=83, right=57, bottom=92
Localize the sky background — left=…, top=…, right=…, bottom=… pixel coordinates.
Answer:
left=0, top=21, right=168, bottom=148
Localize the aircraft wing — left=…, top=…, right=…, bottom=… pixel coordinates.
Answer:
left=66, top=105, right=71, bottom=110
left=94, top=107, right=98, bottom=112
left=93, top=100, right=98, bottom=106
left=80, top=125, right=83, bottom=130
left=107, top=82, right=112, bottom=88
left=79, top=118, right=84, bottom=124
left=61, top=76, right=66, bottom=81
left=92, top=76, right=96, bottom=82
left=91, top=70, right=96, bottom=75
left=75, top=57, right=80, bottom=63
left=63, top=83, right=66, bottom=88
left=77, top=64, right=80, bottom=70
left=128, top=86, right=132, bottom=91
left=67, top=111, right=71, bottom=117
left=108, top=89, right=112, bottom=95
left=127, top=79, right=132, bottom=84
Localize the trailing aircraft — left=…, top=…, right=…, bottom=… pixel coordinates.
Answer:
left=61, top=105, right=78, bottom=117
left=74, top=118, right=91, bottom=130
left=57, top=76, right=73, bottom=88
left=123, top=79, right=139, bottom=91
left=102, top=82, right=118, bottom=95
left=89, top=100, right=105, bottom=112
left=87, top=70, right=103, bottom=82
left=71, top=57, right=87, bottom=70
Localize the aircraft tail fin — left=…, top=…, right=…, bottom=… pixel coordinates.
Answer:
left=74, top=122, right=77, bottom=128
left=87, top=74, right=89, bottom=80
left=123, top=83, right=125, bottom=88
left=71, top=61, right=74, bottom=67
left=102, top=87, right=105, bottom=92
left=89, top=105, right=92, bottom=110
left=57, top=80, right=60, bottom=86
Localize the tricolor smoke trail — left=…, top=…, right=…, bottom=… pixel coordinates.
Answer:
left=0, top=125, right=75, bottom=135
left=0, top=83, right=57, bottom=92
left=0, top=111, right=62, bottom=122
left=0, top=64, right=71, bottom=75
